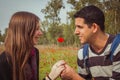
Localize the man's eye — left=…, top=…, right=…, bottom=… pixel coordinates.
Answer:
left=77, top=26, right=83, bottom=28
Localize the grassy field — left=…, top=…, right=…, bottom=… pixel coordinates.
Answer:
left=0, top=45, right=79, bottom=80
left=37, top=45, right=78, bottom=80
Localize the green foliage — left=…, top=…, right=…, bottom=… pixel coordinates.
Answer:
left=103, top=0, right=120, bottom=34
left=0, top=29, right=6, bottom=43
left=41, top=0, right=64, bottom=23
left=0, top=31, right=2, bottom=42
left=47, top=23, right=63, bottom=44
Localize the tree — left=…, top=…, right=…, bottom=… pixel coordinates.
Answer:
left=0, top=28, right=7, bottom=43
left=103, top=0, right=120, bottom=34
left=41, top=0, right=64, bottom=24
left=41, top=0, right=65, bottom=44
left=0, top=30, right=2, bottom=43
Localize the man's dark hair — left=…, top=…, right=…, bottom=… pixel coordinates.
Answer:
left=74, top=5, right=105, bottom=31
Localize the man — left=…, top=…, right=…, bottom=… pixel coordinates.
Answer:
left=60, top=5, right=120, bottom=80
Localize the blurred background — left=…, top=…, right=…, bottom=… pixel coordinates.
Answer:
left=0, top=0, right=120, bottom=80
left=0, top=0, right=120, bottom=46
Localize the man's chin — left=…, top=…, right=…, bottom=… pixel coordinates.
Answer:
left=80, top=41, right=87, bottom=45
left=80, top=41, right=84, bottom=44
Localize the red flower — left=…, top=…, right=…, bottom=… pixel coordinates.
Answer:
left=57, top=37, right=64, bottom=43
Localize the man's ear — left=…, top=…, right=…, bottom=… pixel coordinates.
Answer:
left=92, top=23, right=98, bottom=33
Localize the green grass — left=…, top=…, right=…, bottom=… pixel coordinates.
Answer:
left=37, top=45, right=78, bottom=80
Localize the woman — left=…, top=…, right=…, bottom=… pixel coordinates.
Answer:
left=0, top=11, right=43, bottom=80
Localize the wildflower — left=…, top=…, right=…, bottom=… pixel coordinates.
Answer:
left=57, top=37, right=64, bottom=43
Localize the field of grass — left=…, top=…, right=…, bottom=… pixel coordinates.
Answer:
left=37, top=45, right=79, bottom=80
left=0, top=45, right=79, bottom=80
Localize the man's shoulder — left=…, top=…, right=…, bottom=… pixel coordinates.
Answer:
left=77, top=46, right=84, bottom=60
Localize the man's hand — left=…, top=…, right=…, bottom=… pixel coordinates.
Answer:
left=60, top=64, right=75, bottom=80
left=60, top=64, right=84, bottom=80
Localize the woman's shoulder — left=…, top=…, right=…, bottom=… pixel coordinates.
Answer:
left=0, top=51, right=12, bottom=80
left=34, top=47, right=39, bottom=56
left=0, top=51, right=12, bottom=67
left=0, top=51, right=11, bottom=65
left=34, top=47, right=39, bottom=52
left=0, top=52, right=7, bottom=62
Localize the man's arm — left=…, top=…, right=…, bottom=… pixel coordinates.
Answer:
left=111, top=51, right=120, bottom=80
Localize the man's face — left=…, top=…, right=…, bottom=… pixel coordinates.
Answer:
left=74, top=18, right=94, bottom=44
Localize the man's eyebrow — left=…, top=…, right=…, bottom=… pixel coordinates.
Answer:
left=75, top=25, right=83, bottom=27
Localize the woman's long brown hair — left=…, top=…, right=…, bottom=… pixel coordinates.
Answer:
left=4, top=11, right=40, bottom=80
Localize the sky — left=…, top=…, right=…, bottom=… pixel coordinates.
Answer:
left=0, top=0, right=71, bottom=34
